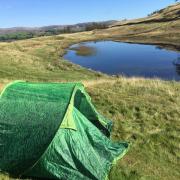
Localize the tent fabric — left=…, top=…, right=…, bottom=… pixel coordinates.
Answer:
left=0, top=81, right=129, bottom=180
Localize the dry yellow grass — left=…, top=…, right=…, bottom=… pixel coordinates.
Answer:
left=0, top=31, right=109, bottom=82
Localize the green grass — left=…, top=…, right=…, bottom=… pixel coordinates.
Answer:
left=87, top=78, right=180, bottom=180
left=0, top=19, right=180, bottom=179
left=0, top=32, right=108, bottom=83
left=1, top=78, right=180, bottom=180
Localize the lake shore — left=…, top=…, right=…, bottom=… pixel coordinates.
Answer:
left=65, top=41, right=180, bottom=81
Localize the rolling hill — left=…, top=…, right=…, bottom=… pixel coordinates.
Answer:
left=0, top=21, right=116, bottom=41
left=95, top=2, right=180, bottom=51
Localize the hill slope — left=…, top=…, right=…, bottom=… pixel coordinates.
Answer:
left=111, top=3, right=180, bottom=26
left=0, top=21, right=116, bottom=41
left=95, top=3, right=180, bottom=51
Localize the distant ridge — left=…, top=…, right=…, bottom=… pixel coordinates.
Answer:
left=0, top=20, right=116, bottom=35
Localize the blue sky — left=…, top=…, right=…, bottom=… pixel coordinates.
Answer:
left=0, top=0, right=178, bottom=28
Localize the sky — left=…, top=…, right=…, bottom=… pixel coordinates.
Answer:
left=0, top=0, right=178, bottom=28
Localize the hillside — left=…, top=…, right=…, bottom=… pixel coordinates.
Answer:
left=0, top=31, right=109, bottom=83
left=0, top=21, right=116, bottom=34
left=95, top=3, right=180, bottom=51
left=0, top=21, right=116, bottom=41
left=111, top=3, right=180, bottom=26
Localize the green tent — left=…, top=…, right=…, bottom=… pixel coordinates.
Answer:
left=0, top=81, right=129, bottom=180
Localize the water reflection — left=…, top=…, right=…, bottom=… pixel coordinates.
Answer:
left=70, top=45, right=97, bottom=56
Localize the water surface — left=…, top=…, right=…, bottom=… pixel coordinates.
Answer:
left=64, top=41, right=180, bottom=81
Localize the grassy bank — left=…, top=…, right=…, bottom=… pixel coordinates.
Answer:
left=87, top=78, right=180, bottom=180
left=0, top=31, right=109, bottom=83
